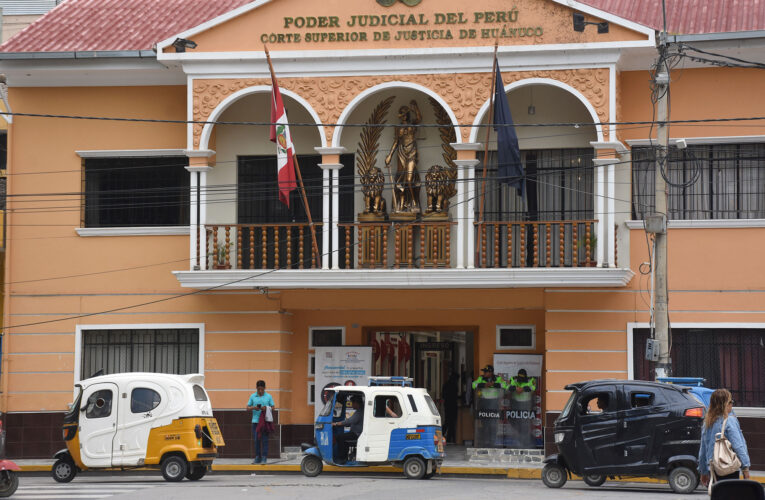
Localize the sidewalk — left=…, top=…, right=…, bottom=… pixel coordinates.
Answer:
left=13, top=445, right=765, bottom=485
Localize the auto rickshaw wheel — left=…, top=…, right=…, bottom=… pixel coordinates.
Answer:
left=301, top=455, right=323, bottom=478
left=0, top=471, right=18, bottom=497
left=161, top=455, right=188, bottom=482
left=51, top=458, right=77, bottom=483
left=583, top=474, right=606, bottom=487
left=185, top=464, right=207, bottom=481
left=541, top=463, right=567, bottom=488
left=403, top=457, right=426, bottom=480
left=668, top=466, right=699, bottom=494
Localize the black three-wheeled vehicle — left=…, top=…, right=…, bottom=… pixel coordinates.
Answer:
left=542, top=380, right=705, bottom=494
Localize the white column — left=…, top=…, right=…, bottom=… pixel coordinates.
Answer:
left=454, top=158, right=481, bottom=269
left=321, top=166, right=330, bottom=270
left=594, top=161, right=606, bottom=266
left=590, top=141, right=628, bottom=268
left=332, top=168, right=341, bottom=269
left=315, top=147, right=347, bottom=270
left=452, top=143, right=483, bottom=270
left=185, top=150, right=215, bottom=271
left=607, top=162, right=616, bottom=267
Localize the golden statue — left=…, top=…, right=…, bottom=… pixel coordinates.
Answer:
left=385, top=100, right=422, bottom=216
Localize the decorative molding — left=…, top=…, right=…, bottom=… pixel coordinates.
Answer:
left=185, top=149, right=216, bottom=158
left=76, top=227, right=191, bottom=237
left=625, top=219, right=765, bottom=229
left=451, top=142, right=483, bottom=151
left=174, top=268, right=634, bottom=290
left=76, top=149, right=187, bottom=158
left=193, top=68, right=610, bottom=146
left=318, top=163, right=344, bottom=171
left=453, top=159, right=481, bottom=167
left=590, top=140, right=628, bottom=153
left=626, top=136, right=765, bottom=147
left=314, top=147, right=347, bottom=155
left=185, top=166, right=212, bottom=173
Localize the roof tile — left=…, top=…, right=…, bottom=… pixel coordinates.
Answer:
left=2, top=0, right=765, bottom=54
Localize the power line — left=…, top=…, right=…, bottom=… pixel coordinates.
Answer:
left=4, top=110, right=765, bottom=129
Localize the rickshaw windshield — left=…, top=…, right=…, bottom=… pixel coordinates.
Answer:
left=64, top=385, right=83, bottom=424
left=424, top=395, right=439, bottom=416
left=560, top=391, right=577, bottom=419
left=319, top=395, right=335, bottom=417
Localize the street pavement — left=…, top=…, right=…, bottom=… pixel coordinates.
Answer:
left=13, top=473, right=716, bottom=500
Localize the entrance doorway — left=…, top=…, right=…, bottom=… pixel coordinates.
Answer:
left=367, top=329, right=474, bottom=444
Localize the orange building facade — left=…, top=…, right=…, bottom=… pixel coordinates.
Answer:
left=0, top=0, right=764, bottom=466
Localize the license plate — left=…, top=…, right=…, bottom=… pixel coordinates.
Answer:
left=206, top=419, right=226, bottom=446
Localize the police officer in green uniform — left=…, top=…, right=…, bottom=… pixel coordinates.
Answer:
left=472, top=365, right=509, bottom=390
left=509, top=368, right=536, bottom=399
left=509, top=368, right=537, bottom=447
left=472, top=365, right=507, bottom=447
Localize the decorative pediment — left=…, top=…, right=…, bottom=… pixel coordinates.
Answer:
left=158, top=0, right=652, bottom=55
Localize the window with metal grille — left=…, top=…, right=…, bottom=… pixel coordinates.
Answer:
left=631, top=144, right=765, bottom=220
left=83, top=156, right=189, bottom=227
left=81, top=328, right=199, bottom=379
left=633, top=328, right=765, bottom=407
left=477, top=149, right=594, bottom=222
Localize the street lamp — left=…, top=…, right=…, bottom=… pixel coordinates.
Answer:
left=573, top=13, right=609, bottom=34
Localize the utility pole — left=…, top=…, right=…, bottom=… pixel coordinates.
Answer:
left=653, top=37, right=671, bottom=379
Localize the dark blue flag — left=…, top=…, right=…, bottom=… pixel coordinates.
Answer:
left=493, top=61, right=524, bottom=195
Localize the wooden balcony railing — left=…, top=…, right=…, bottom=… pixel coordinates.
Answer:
left=205, top=223, right=321, bottom=270
left=475, top=220, right=598, bottom=268
left=202, top=220, right=601, bottom=271
left=338, top=221, right=456, bottom=269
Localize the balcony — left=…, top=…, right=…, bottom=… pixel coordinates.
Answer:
left=173, top=219, right=633, bottom=290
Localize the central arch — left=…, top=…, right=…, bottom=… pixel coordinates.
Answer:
left=469, top=77, right=604, bottom=144
left=332, top=81, right=461, bottom=148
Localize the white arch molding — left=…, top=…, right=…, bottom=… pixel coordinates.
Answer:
left=197, top=85, right=328, bottom=151
left=468, top=77, right=604, bottom=143
left=331, top=81, right=462, bottom=148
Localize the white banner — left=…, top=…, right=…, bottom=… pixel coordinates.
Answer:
left=493, top=353, right=543, bottom=379
left=315, top=346, right=373, bottom=418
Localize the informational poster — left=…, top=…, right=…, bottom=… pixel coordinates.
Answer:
left=494, top=353, right=544, bottom=448
left=315, top=346, right=373, bottom=418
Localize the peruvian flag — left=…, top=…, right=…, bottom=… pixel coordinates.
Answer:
left=269, top=73, right=297, bottom=207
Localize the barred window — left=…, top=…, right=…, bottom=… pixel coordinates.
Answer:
left=631, top=144, right=765, bottom=220
left=633, top=328, right=765, bottom=407
left=478, top=149, right=594, bottom=222
left=83, top=156, right=189, bottom=227
left=81, top=328, right=199, bottom=379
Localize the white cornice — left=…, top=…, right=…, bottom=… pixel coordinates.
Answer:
left=625, top=219, right=765, bottom=229
left=173, top=268, right=634, bottom=290
left=77, top=227, right=190, bottom=237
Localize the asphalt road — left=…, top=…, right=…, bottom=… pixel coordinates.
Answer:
left=14, top=472, right=710, bottom=500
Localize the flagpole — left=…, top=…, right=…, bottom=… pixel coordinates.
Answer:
left=477, top=41, right=499, bottom=267
left=264, top=46, right=322, bottom=269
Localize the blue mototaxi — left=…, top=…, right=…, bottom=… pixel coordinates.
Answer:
left=301, top=377, right=445, bottom=479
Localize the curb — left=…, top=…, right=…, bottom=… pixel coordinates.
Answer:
left=17, top=464, right=765, bottom=485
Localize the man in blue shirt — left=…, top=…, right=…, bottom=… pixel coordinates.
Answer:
left=247, top=380, right=275, bottom=464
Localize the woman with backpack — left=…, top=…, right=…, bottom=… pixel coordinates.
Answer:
left=698, top=388, right=751, bottom=487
